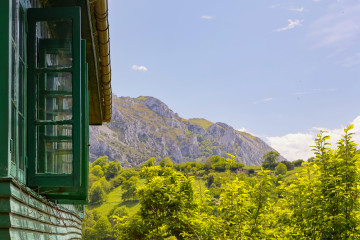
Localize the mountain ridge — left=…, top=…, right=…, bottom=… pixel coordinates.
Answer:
left=89, top=95, right=285, bottom=167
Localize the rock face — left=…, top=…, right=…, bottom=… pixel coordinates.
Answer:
left=89, top=95, right=285, bottom=167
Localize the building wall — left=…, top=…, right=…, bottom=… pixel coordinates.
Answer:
left=0, top=178, right=83, bottom=240
left=0, top=1, right=86, bottom=238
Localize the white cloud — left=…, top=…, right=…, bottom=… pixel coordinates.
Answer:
left=267, top=132, right=315, bottom=161
left=201, top=15, right=213, bottom=20
left=269, top=4, right=280, bottom=9
left=252, top=97, right=274, bottom=104
left=289, top=7, right=304, bottom=13
left=275, top=19, right=303, bottom=32
left=131, top=65, right=148, bottom=72
left=266, top=116, right=360, bottom=161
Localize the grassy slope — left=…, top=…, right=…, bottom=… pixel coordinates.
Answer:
left=243, top=165, right=303, bottom=180
left=89, top=179, right=145, bottom=217
left=189, top=118, right=213, bottom=130
left=89, top=178, right=208, bottom=218
left=284, top=166, right=303, bottom=180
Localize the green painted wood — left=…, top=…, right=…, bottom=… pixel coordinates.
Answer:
left=0, top=229, right=11, bottom=240
left=27, top=7, right=82, bottom=188
left=0, top=0, right=11, bottom=178
left=0, top=179, right=82, bottom=239
left=44, top=40, right=89, bottom=204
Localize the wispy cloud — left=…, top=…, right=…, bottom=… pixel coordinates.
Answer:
left=131, top=65, right=148, bottom=72
left=269, top=4, right=281, bottom=9
left=337, top=52, right=360, bottom=68
left=267, top=115, right=360, bottom=161
left=293, top=88, right=336, bottom=95
left=308, top=3, right=360, bottom=49
left=253, top=97, right=274, bottom=104
left=275, top=19, right=303, bottom=32
left=201, top=15, right=213, bottom=20
left=289, top=7, right=304, bottom=13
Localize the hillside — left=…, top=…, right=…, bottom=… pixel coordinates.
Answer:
left=89, top=95, right=285, bottom=167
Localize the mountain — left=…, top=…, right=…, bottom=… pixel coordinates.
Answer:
left=89, top=95, right=285, bottom=167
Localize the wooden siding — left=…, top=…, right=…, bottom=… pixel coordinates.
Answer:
left=0, top=178, right=83, bottom=240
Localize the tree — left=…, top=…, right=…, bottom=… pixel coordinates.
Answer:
left=89, top=181, right=106, bottom=204
left=307, top=156, right=315, bottom=163
left=108, top=206, right=129, bottom=225
left=105, top=161, right=120, bottom=180
left=113, top=206, right=129, bottom=218
left=93, top=216, right=113, bottom=240
left=92, top=156, right=108, bottom=168
left=111, top=175, right=126, bottom=188
left=141, top=157, right=156, bottom=168
left=159, top=157, right=173, bottom=168
left=99, top=177, right=111, bottom=193
left=282, top=126, right=360, bottom=239
left=280, top=160, right=294, bottom=171
left=204, top=157, right=213, bottom=170
left=206, top=173, right=215, bottom=188
left=91, top=165, right=104, bottom=178
left=134, top=167, right=200, bottom=239
left=293, top=159, right=304, bottom=167
left=218, top=169, right=275, bottom=239
left=262, top=151, right=279, bottom=170
left=83, top=210, right=97, bottom=240
left=275, top=163, right=287, bottom=175
left=121, top=176, right=138, bottom=201
left=120, top=169, right=139, bottom=180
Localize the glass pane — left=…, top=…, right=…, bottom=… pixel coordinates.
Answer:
left=45, top=48, right=72, bottom=68
left=36, top=125, right=73, bottom=174
left=18, top=63, right=24, bottom=113
left=36, top=20, right=72, bottom=68
left=11, top=46, right=16, bottom=101
left=36, top=73, right=73, bottom=121
left=11, top=107, right=16, bottom=163
left=19, top=116, right=24, bottom=170
left=12, top=0, right=17, bottom=41
left=45, top=72, right=72, bottom=91
left=44, top=95, right=73, bottom=121
left=19, top=7, right=24, bottom=59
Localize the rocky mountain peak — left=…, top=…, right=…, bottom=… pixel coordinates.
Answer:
left=137, top=96, right=175, bottom=119
left=89, top=96, right=285, bottom=167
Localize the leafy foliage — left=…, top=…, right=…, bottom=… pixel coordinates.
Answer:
left=84, top=127, right=360, bottom=239
left=261, top=151, right=279, bottom=170
left=275, top=162, right=287, bottom=175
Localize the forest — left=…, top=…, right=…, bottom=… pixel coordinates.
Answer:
left=82, top=125, right=360, bottom=239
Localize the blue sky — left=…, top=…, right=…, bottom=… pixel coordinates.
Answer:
left=108, top=0, right=360, bottom=160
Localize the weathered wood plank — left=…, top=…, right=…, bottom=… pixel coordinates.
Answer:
left=0, top=179, right=83, bottom=239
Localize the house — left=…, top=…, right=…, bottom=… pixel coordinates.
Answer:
left=0, top=0, right=112, bottom=238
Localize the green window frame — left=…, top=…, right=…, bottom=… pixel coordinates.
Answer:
left=38, top=40, right=89, bottom=203
left=10, top=0, right=27, bottom=184
left=27, top=7, right=82, bottom=188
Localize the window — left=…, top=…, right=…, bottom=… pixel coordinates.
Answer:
left=27, top=7, right=87, bottom=199
left=10, top=0, right=27, bottom=183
